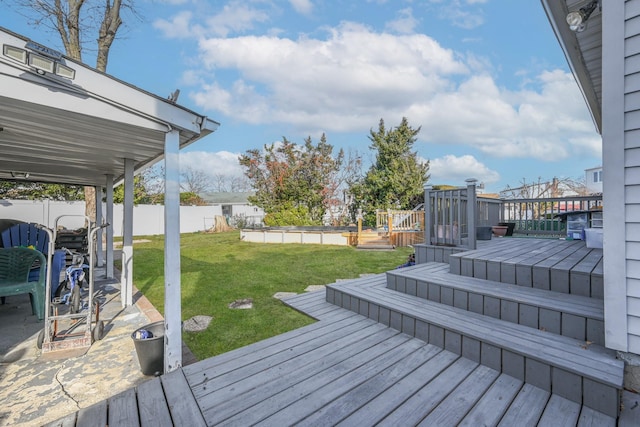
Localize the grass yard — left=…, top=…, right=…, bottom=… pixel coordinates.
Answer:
left=132, top=231, right=413, bottom=360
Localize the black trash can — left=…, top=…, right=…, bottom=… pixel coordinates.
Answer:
left=131, top=321, right=164, bottom=376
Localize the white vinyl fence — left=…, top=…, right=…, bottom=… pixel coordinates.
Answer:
left=0, top=199, right=224, bottom=236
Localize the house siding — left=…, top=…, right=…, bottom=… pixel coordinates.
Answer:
left=602, top=0, right=629, bottom=352
left=608, top=0, right=640, bottom=354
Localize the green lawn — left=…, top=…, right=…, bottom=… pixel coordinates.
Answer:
left=131, top=231, right=412, bottom=360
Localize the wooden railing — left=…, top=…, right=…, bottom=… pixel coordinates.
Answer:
left=424, top=180, right=475, bottom=248
left=375, top=210, right=425, bottom=231
left=423, top=179, right=604, bottom=249
left=501, top=196, right=602, bottom=236
left=373, top=209, right=425, bottom=247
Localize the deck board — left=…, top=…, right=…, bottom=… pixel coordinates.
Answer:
left=294, top=344, right=447, bottom=426
left=197, top=324, right=401, bottom=424
left=417, top=364, right=500, bottom=426
left=136, top=377, right=172, bottom=427
left=334, top=350, right=461, bottom=426
left=76, top=400, right=107, bottom=427
left=107, top=388, right=139, bottom=427
left=160, top=370, right=206, bottom=427
left=53, top=238, right=619, bottom=426
left=458, top=373, right=523, bottom=426
left=205, top=334, right=416, bottom=425
left=342, top=282, right=622, bottom=382
left=190, top=317, right=374, bottom=399
left=538, top=394, right=582, bottom=425
left=375, top=357, right=479, bottom=426
left=252, top=336, right=426, bottom=426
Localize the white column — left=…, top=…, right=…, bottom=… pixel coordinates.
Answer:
left=95, top=186, right=104, bottom=268
left=121, top=159, right=134, bottom=308
left=164, top=129, right=182, bottom=372
left=106, top=175, right=114, bottom=279
left=602, top=0, right=628, bottom=351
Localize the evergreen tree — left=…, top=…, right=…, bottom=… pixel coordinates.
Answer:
left=349, top=118, right=429, bottom=226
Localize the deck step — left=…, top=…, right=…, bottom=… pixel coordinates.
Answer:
left=326, top=275, right=623, bottom=418
left=387, top=263, right=605, bottom=345
left=444, top=239, right=604, bottom=299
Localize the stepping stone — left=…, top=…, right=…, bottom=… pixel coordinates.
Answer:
left=183, top=315, right=213, bottom=332
left=273, top=292, right=298, bottom=300
left=304, top=285, right=325, bottom=292
left=228, top=298, right=253, bottom=309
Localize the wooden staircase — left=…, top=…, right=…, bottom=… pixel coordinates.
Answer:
left=326, top=239, right=623, bottom=419
left=356, top=230, right=394, bottom=250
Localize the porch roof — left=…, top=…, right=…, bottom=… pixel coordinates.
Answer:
left=0, top=27, right=219, bottom=187
left=541, top=0, right=602, bottom=133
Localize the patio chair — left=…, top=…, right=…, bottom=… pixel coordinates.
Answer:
left=0, top=223, right=65, bottom=304
left=0, top=247, right=46, bottom=319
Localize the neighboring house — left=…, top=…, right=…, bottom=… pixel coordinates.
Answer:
left=542, top=0, right=640, bottom=370
left=585, top=165, right=603, bottom=194
left=200, top=192, right=264, bottom=227
left=499, top=177, right=579, bottom=200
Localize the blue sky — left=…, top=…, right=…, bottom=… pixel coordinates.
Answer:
left=0, top=0, right=602, bottom=193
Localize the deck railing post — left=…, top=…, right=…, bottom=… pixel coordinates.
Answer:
left=424, top=185, right=432, bottom=246
left=357, top=209, right=363, bottom=247
left=466, top=178, right=478, bottom=249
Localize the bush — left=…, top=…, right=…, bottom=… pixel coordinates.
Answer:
left=264, top=205, right=319, bottom=226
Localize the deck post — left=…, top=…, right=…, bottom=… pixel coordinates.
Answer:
left=466, top=178, right=477, bottom=250
left=121, top=159, right=134, bottom=307
left=95, top=186, right=104, bottom=267
left=424, top=185, right=432, bottom=246
left=164, top=129, right=182, bottom=372
left=105, top=174, right=114, bottom=279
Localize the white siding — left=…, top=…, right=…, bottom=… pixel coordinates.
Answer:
left=628, top=1, right=640, bottom=355
left=602, top=0, right=629, bottom=352
left=605, top=0, right=640, bottom=354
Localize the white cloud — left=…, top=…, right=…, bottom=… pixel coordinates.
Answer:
left=204, top=2, right=271, bottom=37
left=154, top=1, right=270, bottom=39
left=180, top=151, right=244, bottom=177
left=429, top=155, right=500, bottom=186
left=433, top=0, right=485, bottom=30
left=385, top=8, right=419, bottom=34
left=154, top=11, right=201, bottom=39
left=184, top=22, right=599, bottom=163
left=289, top=0, right=313, bottom=15
left=191, top=22, right=468, bottom=129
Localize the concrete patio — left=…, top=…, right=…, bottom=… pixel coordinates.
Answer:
left=0, top=265, right=172, bottom=427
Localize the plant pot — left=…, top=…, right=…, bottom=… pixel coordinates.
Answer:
left=498, top=222, right=516, bottom=236
left=492, top=225, right=508, bottom=237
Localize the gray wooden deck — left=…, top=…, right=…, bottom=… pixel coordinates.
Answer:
left=49, top=238, right=640, bottom=426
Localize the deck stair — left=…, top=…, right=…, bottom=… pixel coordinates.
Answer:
left=326, top=238, right=623, bottom=419
left=356, top=231, right=394, bottom=250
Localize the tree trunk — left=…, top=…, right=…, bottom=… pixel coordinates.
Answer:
left=84, top=186, right=96, bottom=224
left=96, top=0, right=123, bottom=72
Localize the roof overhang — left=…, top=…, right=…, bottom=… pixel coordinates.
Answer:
left=0, top=27, right=219, bottom=187
left=541, top=0, right=602, bottom=133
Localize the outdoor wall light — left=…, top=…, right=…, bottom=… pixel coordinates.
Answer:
left=28, top=53, right=55, bottom=74
left=3, top=45, right=27, bottom=63
left=55, top=62, right=76, bottom=79
left=566, top=0, right=599, bottom=32
left=2, top=42, right=76, bottom=80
